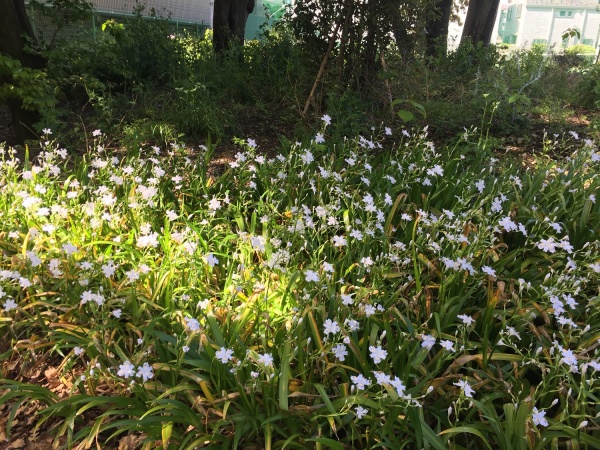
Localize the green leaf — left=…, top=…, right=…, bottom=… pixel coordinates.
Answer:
left=397, top=109, right=415, bottom=123
left=440, top=426, right=494, bottom=450
left=305, top=437, right=346, bottom=450
left=162, top=422, right=173, bottom=449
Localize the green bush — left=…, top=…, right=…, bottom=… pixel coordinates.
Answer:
left=566, top=43, right=597, bottom=55
left=573, top=64, right=600, bottom=109
left=0, top=53, right=58, bottom=131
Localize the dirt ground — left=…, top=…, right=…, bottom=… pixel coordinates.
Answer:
left=0, top=106, right=16, bottom=147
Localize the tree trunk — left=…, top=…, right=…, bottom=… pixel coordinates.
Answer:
left=426, top=0, right=453, bottom=57
left=359, top=10, right=379, bottom=91
left=0, top=0, right=46, bottom=143
left=461, top=0, right=501, bottom=46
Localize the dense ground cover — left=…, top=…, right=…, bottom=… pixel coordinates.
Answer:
left=0, top=121, right=599, bottom=448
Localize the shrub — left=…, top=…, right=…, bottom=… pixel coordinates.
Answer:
left=565, top=44, right=597, bottom=56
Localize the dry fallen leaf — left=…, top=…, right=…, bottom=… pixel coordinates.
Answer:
left=118, top=433, right=144, bottom=450
left=44, top=367, right=57, bottom=381
left=9, top=437, right=26, bottom=449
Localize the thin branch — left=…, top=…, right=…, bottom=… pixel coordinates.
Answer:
left=302, top=23, right=340, bottom=117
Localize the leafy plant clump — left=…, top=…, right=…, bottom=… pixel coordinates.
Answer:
left=0, top=122, right=600, bottom=449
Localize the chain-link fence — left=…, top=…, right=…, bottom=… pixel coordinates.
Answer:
left=26, top=3, right=209, bottom=45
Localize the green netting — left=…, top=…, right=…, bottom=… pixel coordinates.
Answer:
left=26, top=1, right=287, bottom=44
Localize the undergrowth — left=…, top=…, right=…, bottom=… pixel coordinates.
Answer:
left=0, top=121, right=599, bottom=449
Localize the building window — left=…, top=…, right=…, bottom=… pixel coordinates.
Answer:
left=556, top=10, right=574, bottom=17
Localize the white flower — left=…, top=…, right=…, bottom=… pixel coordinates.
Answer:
left=27, top=251, right=43, bottom=267
left=332, top=344, right=348, bottom=361
left=481, top=266, right=496, bottom=277
left=355, top=405, right=368, bottom=419
left=185, top=317, right=201, bottom=332
left=360, top=256, right=374, bottom=268
left=126, top=270, right=139, bottom=282
left=208, top=197, right=221, bottom=211
left=475, top=179, right=485, bottom=193
left=498, top=216, right=517, bottom=232
left=345, top=318, right=360, bottom=332
left=3, top=298, right=17, bottom=311
left=216, top=347, right=234, bottom=364
left=457, top=314, right=475, bottom=326
left=537, top=238, right=557, bottom=253
left=137, top=362, right=154, bottom=381
left=102, top=261, right=117, bottom=277
left=112, top=309, right=122, bottom=319
left=341, top=293, right=354, bottom=306
left=350, top=229, right=363, bottom=241
left=390, top=376, right=407, bottom=397
left=323, top=319, right=340, bottom=335
left=350, top=373, right=371, bottom=390
left=117, top=361, right=136, bottom=378
left=364, top=304, right=376, bottom=317
left=321, top=114, right=331, bottom=125
left=369, top=345, right=387, bottom=364
left=74, top=346, right=85, bottom=356
left=559, top=347, right=578, bottom=370
left=322, top=261, right=334, bottom=273
left=137, top=232, right=159, bottom=248
left=258, top=353, right=274, bottom=367
left=454, top=379, right=475, bottom=398
left=332, top=235, right=347, bottom=247
left=250, top=235, right=266, bottom=252
left=301, top=150, right=314, bottom=164
left=440, top=340, right=455, bottom=351
left=421, top=335, right=436, bottom=350
left=305, top=269, right=319, bottom=282
left=62, top=242, right=78, bottom=255
left=532, top=407, right=548, bottom=427
left=166, top=210, right=178, bottom=221
left=204, top=253, right=219, bottom=267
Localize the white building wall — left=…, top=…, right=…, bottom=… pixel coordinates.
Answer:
left=502, top=0, right=600, bottom=50
left=93, top=0, right=212, bottom=24
left=520, top=8, right=554, bottom=45
left=582, top=11, right=600, bottom=46
left=514, top=5, right=526, bottom=46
